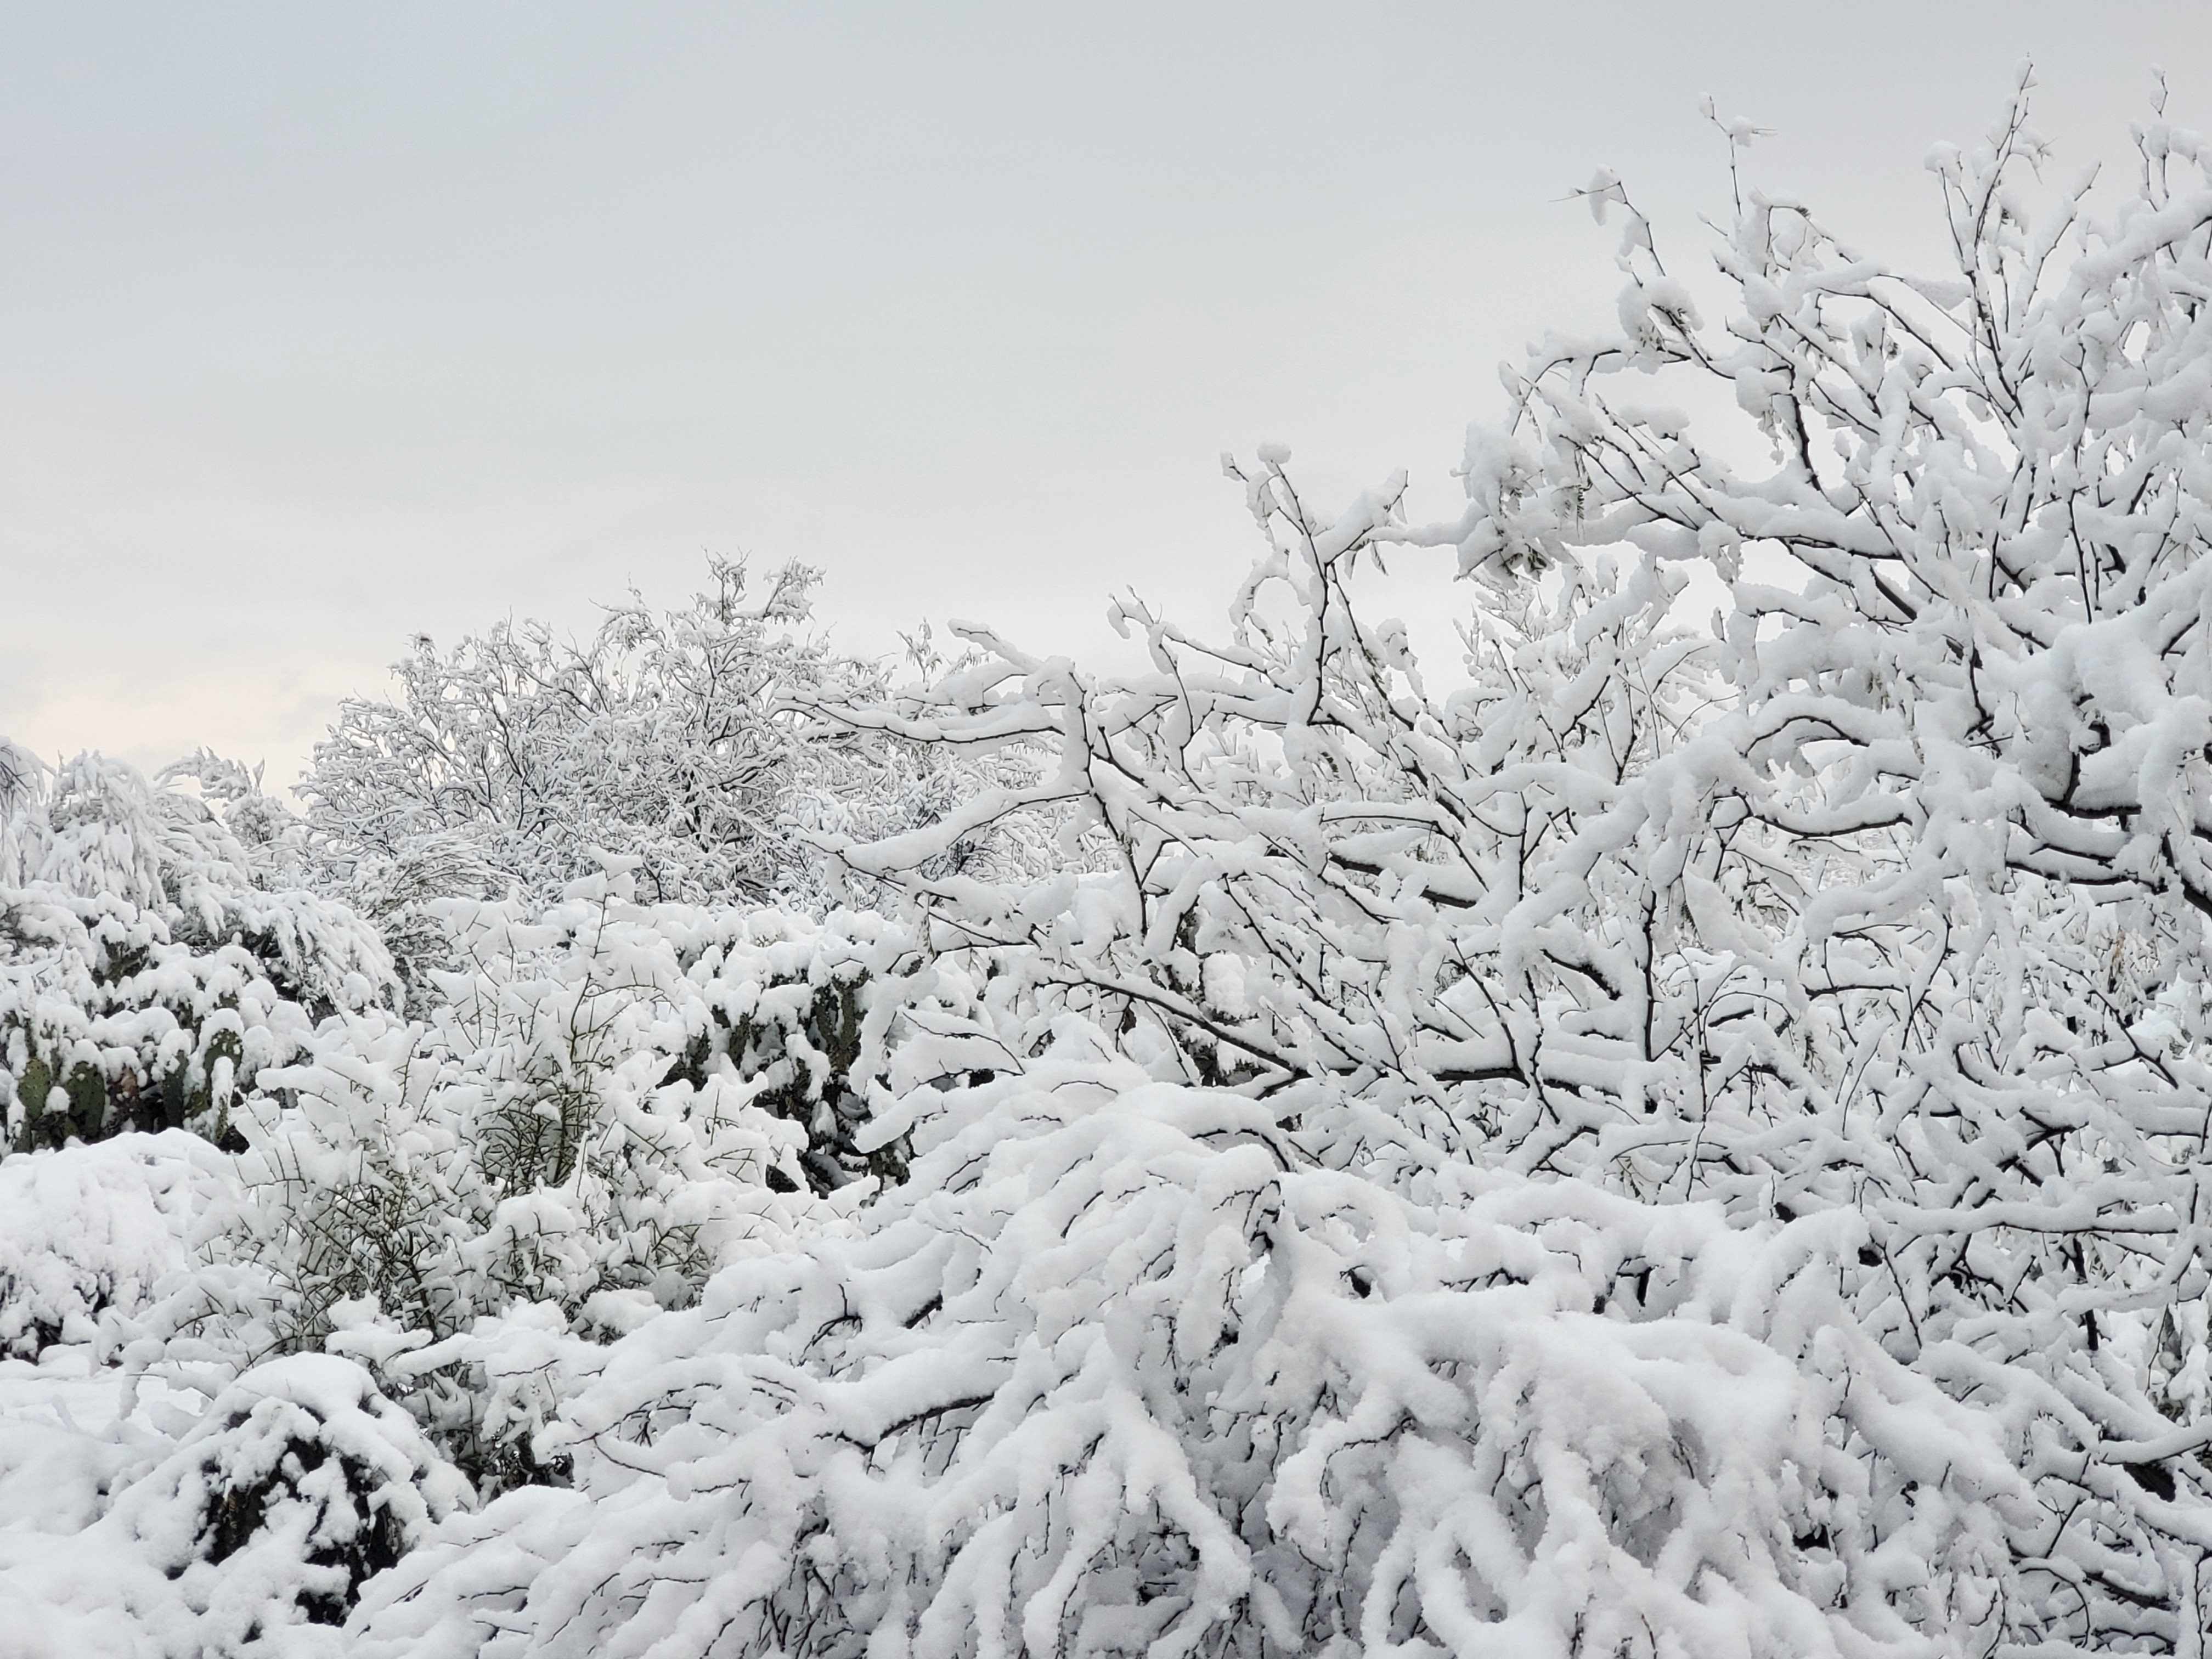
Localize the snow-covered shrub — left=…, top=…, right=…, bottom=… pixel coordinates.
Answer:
left=2, top=883, right=319, bottom=1153
left=10, top=749, right=394, bottom=1020
left=0, top=1359, right=464, bottom=1658
left=0, top=1131, right=232, bottom=1358
left=123, top=866, right=974, bottom=1490
left=92, top=1355, right=468, bottom=1651
left=0, top=748, right=395, bottom=1152
left=352, top=1045, right=2143, bottom=1658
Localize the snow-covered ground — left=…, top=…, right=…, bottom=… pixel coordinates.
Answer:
left=0, top=1346, right=211, bottom=1655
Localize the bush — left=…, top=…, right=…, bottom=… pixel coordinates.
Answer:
left=121, top=865, right=977, bottom=1492
left=98, top=1355, right=469, bottom=1646
left=1, top=747, right=395, bottom=1153
left=0, top=1131, right=232, bottom=1359
left=352, top=1043, right=2047, bottom=1659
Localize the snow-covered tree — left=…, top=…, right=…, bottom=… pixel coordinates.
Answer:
left=778, top=80, right=2212, bottom=1647
left=289, top=557, right=1033, bottom=1021
left=820, top=459, right=1714, bottom=1178
left=1399, top=76, right=2212, bottom=1631
left=300, top=560, right=985, bottom=915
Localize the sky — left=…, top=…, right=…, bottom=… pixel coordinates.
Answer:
left=5, top=2, right=2207, bottom=788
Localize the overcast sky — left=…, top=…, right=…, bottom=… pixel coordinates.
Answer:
left=6, top=2, right=2205, bottom=787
